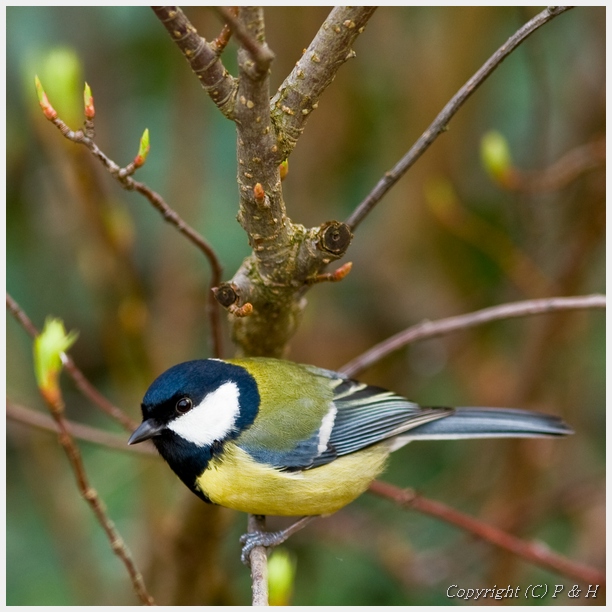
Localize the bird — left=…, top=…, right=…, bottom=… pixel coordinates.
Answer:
left=128, top=357, right=572, bottom=563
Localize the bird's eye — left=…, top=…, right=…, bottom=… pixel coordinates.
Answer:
left=176, top=397, right=193, bottom=414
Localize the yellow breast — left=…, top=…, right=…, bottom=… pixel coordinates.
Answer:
left=196, top=443, right=390, bottom=516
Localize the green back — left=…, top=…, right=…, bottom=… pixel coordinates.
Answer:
left=228, top=358, right=337, bottom=452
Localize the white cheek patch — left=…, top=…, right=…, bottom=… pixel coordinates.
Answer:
left=168, top=381, right=241, bottom=447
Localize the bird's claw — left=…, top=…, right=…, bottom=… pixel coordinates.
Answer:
left=240, top=530, right=286, bottom=566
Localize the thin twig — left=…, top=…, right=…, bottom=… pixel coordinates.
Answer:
left=7, top=400, right=155, bottom=455
left=38, top=112, right=224, bottom=359
left=210, top=6, right=238, bottom=54
left=127, top=176, right=224, bottom=358
left=63, top=359, right=138, bottom=431
left=151, top=6, right=238, bottom=118
left=6, top=292, right=38, bottom=336
left=247, top=514, right=269, bottom=606
left=345, top=6, right=573, bottom=231
left=6, top=293, right=137, bottom=431
left=58, top=122, right=222, bottom=281
left=369, top=480, right=605, bottom=586
left=340, top=294, right=606, bottom=377
left=215, top=6, right=275, bottom=76
left=37, top=373, right=155, bottom=604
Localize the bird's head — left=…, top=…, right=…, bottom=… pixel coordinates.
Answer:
left=128, top=359, right=260, bottom=490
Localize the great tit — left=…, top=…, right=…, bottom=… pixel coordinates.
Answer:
left=128, top=357, right=572, bottom=562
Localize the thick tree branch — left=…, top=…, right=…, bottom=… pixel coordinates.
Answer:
left=345, top=6, right=573, bottom=231
left=215, top=9, right=354, bottom=357
left=234, top=8, right=289, bottom=275
left=341, top=294, right=606, bottom=377
left=229, top=10, right=276, bottom=598
left=151, top=8, right=356, bottom=357
left=215, top=6, right=275, bottom=75
left=151, top=6, right=238, bottom=118
left=369, top=480, right=605, bottom=586
left=271, top=6, right=377, bottom=159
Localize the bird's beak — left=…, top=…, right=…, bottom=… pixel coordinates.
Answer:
left=128, top=418, right=164, bottom=445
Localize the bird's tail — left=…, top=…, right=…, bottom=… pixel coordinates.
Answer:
left=400, top=407, right=573, bottom=442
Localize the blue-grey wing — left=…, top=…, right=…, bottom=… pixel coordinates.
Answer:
left=239, top=368, right=449, bottom=471
left=238, top=364, right=569, bottom=471
left=310, top=378, right=451, bottom=467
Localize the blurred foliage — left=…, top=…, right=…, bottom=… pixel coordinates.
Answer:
left=6, top=6, right=605, bottom=606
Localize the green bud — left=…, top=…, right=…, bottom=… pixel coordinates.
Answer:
left=25, top=48, right=83, bottom=125
left=83, top=82, right=95, bottom=119
left=134, top=129, right=150, bottom=167
left=279, top=159, right=289, bottom=181
left=34, top=318, right=78, bottom=396
left=268, top=548, right=296, bottom=606
left=34, top=75, right=57, bottom=120
left=34, top=75, right=45, bottom=104
left=481, top=130, right=513, bottom=181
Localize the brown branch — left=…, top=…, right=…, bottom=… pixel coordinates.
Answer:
left=215, top=6, right=274, bottom=76
left=233, top=8, right=286, bottom=275
left=62, top=124, right=222, bottom=279
left=63, top=359, right=138, bottom=432
left=6, top=292, right=39, bottom=337
left=231, top=9, right=275, bottom=598
left=219, top=8, right=302, bottom=356
left=7, top=400, right=155, bottom=455
left=247, top=514, right=269, bottom=606
left=181, top=8, right=366, bottom=358
left=37, top=107, right=224, bottom=358
left=152, top=8, right=357, bottom=358
left=340, top=294, right=606, bottom=377
left=369, top=480, right=605, bottom=586
left=210, top=6, right=237, bottom=54
left=151, top=6, right=238, bottom=118
left=6, top=293, right=138, bottom=431
left=127, top=175, right=224, bottom=358
left=271, top=6, right=377, bottom=160
left=227, top=86, right=355, bottom=354
left=345, top=6, right=573, bottom=231
left=37, top=371, right=154, bottom=604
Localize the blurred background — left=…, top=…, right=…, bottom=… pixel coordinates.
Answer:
left=6, top=6, right=605, bottom=606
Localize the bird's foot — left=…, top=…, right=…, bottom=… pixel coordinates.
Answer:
left=240, top=529, right=289, bottom=566
left=240, top=515, right=318, bottom=566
